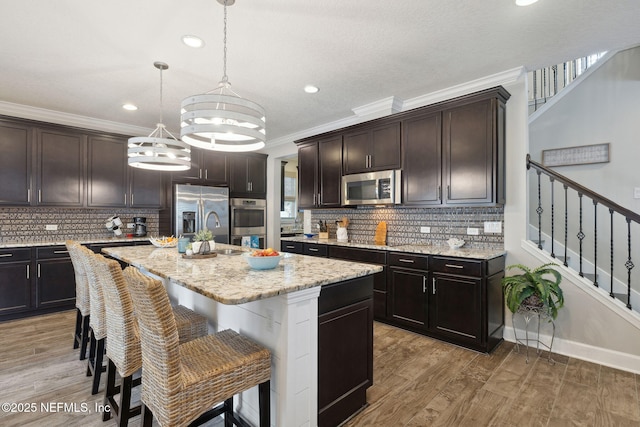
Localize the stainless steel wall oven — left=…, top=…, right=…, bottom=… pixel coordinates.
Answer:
left=230, top=198, right=266, bottom=248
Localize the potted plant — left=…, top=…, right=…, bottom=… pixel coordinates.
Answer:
left=501, top=263, right=564, bottom=319
left=192, top=228, right=215, bottom=254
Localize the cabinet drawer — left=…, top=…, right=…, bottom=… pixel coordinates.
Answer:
left=0, top=248, right=31, bottom=263
left=431, top=257, right=482, bottom=276
left=281, top=241, right=303, bottom=254
left=36, top=246, right=70, bottom=259
left=328, top=246, right=386, bottom=265
left=389, top=252, right=429, bottom=270
left=303, top=243, right=328, bottom=257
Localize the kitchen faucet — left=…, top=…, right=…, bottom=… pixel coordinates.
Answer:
left=204, top=210, right=222, bottom=228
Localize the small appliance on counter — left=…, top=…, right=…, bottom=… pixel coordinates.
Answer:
left=105, top=215, right=123, bottom=236
left=133, top=217, right=147, bottom=237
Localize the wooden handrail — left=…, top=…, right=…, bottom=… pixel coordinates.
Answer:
left=526, top=154, right=640, bottom=224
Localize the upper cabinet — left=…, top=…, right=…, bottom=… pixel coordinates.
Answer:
left=0, top=120, right=32, bottom=205
left=87, top=135, right=127, bottom=207
left=229, top=153, right=267, bottom=199
left=36, top=127, right=85, bottom=207
left=343, top=122, right=401, bottom=174
left=402, top=111, right=442, bottom=205
left=297, top=135, right=342, bottom=209
left=172, top=148, right=228, bottom=186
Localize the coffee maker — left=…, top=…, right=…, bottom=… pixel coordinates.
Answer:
left=133, top=217, right=147, bottom=237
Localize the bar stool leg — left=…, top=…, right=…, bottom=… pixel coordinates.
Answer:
left=91, top=338, right=105, bottom=395
left=73, top=308, right=82, bottom=349
left=141, top=403, right=153, bottom=427
left=79, top=315, right=90, bottom=360
left=259, top=380, right=270, bottom=427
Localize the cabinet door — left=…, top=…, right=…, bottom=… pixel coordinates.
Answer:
left=370, top=122, right=401, bottom=171
left=172, top=149, right=203, bottom=182
left=87, top=135, right=127, bottom=207
left=388, top=267, right=428, bottom=328
left=201, top=151, right=228, bottom=185
left=318, top=136, right=343, bottom=207
left=247, top=155, right=267, bottom=197
left=0, top=121, right=32, bottom=205
left=298, top=142, right=318, bottom=209
left=36, top=258, right=76, bottom=309
left=443, top=99, right=494, bottom=205
left=36, top=128, right=84, bottom=206
left=430, top=273, right=482, bottom=345
left=0, top=262, right=31, bottom=315
left=402, top=112, right=442, bottom=205
left=342, top=130, right=369, bottom=174
left=130, top=167, right=163, bottom=208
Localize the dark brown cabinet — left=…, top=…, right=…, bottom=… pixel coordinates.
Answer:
left=172, top=148, right=228, bottom=186
left=87, top=135, right=128, bottom=207
left=129, top=167, right=164, bottom=208
left=388, top=252, right=429, bottom=328
left=229, top=153, right=267, bottom=199
left=36, top=127, right=85, bottom=206
left=0, top=120, right=32, bottom=205
left=35, top=246, right=75, bottom=310
left=297, top=136, right=343, bottom=209
left=402, top=111, right=442, bottom=205
left=0, top=248, right=32, bottom=317
left=280, top=240, right=303, bottom=254
left=343, top=122, right=400, bottom=174
left=318, top=275, right=373, bottom=427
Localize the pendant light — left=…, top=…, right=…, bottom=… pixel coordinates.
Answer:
left=128, top=62, right=191, bottom=171
left=180, top=0, right=266, bottom=152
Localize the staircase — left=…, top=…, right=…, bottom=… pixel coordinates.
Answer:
left=526, top=155, right=640, bottom=316
left=527, top=52, right=607, bottom=114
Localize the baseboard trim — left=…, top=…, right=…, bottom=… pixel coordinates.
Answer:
left=503, top=325, right=640, bottom=375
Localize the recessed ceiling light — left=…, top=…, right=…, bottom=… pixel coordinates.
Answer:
left=182, top=35, right=205, bottom=48
left=304, top=85, right=319, bottom=94
left=122, top=103, right=138, bottom=111
left=515, top=0, right=539, bottom=6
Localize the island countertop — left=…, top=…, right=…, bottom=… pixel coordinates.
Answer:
left=103, top=244, right=383, bottom=305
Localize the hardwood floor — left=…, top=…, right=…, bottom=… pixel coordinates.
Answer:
left=0, top=310, right=638, bottom=426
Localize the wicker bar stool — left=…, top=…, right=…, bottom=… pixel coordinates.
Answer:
left=65, top=240, right=91, bottom=360
left=92, top=253, right=210, bottom=427
left=124, top=267, right=272, bottom=427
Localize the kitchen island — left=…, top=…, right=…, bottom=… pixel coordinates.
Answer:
left=103, top=243, right=382, bottom=427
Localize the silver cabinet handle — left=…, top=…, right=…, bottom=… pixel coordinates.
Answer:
left=37, top=263, right=41, bottom=278
left=313, top=193, right=316, bottom=206
left=124, top=193, right=127, bottom=205
left=318, top=193, right=322, bottom=205
left=445, top=264, right=464, bottom=269
left=38, top=189, right=42, bottom=203
left=422, top=276, right=427, bottom=293
left=205, top=169, right=208, bottom=180
left=131, top=193, right=134, bottom=206
left=308, top=248, right=319, bottom=252
left=398, top=258, right=415, bottom=263
left=438, top=185, right=442, bottom=200
left=447, top=185, right=451, bottom=199
left=53, top=250, right=69, bottom=254
left=0, top=253, right=12, bottom=258
left=26, top=265, right=30, bottom=279
left=432, top=277, right=436, bottom=294
left=285, top=245, right=295, bottom=249
left=28, top=188, right=31, bottom=203
left=199, top=169, right=203, bottom=179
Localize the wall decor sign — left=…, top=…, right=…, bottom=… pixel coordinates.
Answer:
left=542, top=143, right=610, bottom=167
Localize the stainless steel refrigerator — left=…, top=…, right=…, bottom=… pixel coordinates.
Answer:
left=174, top=184, right=230, bottom=243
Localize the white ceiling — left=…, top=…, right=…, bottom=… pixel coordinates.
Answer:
left=1, top=0, right=639, bottom=146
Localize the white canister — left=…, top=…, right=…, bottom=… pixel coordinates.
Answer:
left=336, top=226, right=348, bottom=242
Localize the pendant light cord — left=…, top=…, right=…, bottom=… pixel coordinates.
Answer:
left=222, top=0, right=228, bottom=84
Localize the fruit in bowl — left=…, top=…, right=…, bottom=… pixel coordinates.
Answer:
left=243, top=248, right=283, bottom=270
left=149, top=236, right=178, bottom=248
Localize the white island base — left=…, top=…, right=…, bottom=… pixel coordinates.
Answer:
left=165, top=275, right=321, bottom=427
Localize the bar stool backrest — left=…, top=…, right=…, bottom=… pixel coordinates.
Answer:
left=65, top=240, right=90, bottom=316
left=78, top=245, right=107, bottom=340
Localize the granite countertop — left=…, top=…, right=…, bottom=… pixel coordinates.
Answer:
left=280, top=236, right=506, bottom=260
left=103, top=243, right=383, bottom=305
left=0, top=236, right=151, bottom=249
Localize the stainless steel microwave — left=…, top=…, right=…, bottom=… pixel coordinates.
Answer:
left=342, top=170, right=401, bottom=206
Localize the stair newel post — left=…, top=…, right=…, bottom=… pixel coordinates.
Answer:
left=536, top=170, right=543, bottom=250
left=550, top=177, right=556, bottom=258
left=609, top=209, right=615, bottom=298
left=577, top=192, right=585, bottom=277
left=626, top=218, right=633, bottom=310
left=593, top=200, right=598, bottom=287
left=564, top=184, right=569, bottom=267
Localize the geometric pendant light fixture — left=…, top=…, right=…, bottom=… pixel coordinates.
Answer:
left=180, top=0, right=266, bottom=152
left=128, top=62, right=192, bottom=171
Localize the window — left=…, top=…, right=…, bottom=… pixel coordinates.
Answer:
left=280, top=173, right=297, bottom=219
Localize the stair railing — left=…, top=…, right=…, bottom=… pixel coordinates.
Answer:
left=526, top=154, right=639, bottom=310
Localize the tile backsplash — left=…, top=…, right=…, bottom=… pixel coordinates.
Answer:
left=0, top=207, right=159, bottom=244
left=310, top=206, right=504, bottom=249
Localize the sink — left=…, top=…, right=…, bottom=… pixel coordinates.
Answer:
left=214, top=249, right=244, bottom=256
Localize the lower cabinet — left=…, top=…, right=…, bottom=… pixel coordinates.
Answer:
left=0, top=248, right=32, bottom=317
left=318, top=275, right=373, bottom=427
left=35, top=246, right=76, bottom=310
left=388, top=252, right=429, bottom=328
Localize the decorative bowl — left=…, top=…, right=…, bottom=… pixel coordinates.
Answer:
left=242, top=253, right=283, bottom=270
left=446, top=238, right=465, bottom=250
left=149, top=236, right=178, bottom=248
left=304, top=233, right=316, bottom=239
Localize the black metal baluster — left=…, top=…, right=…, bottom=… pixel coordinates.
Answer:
left=625, top=218, right=633, bottom=310
left=536, top=171, right=543, bottom=249
left=564, top=184, right=568, bottom=267
left=577, top=193, right=585, bottom=277
left=533, top=70, right=538, bottom=111
left=550, top=177, right=555, bottom=258
left=593, top=200, right=598, bottom=287
left=610, top=209, right=614, bottom=298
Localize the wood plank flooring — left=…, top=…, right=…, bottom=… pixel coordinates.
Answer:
left=0, top=310, right=638, bottom=426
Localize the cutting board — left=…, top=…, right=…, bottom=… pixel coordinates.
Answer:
left=374, top=221, right=387, bottom=245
